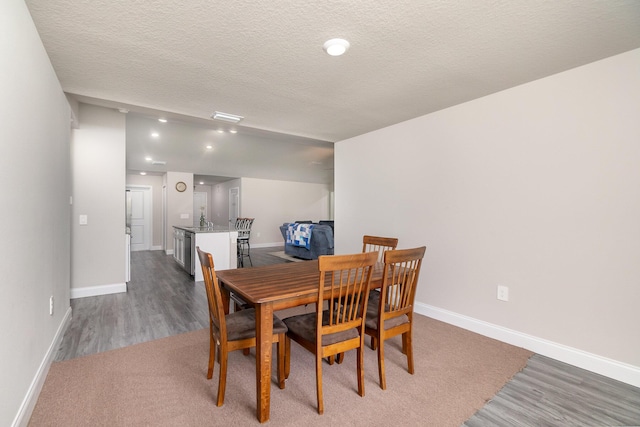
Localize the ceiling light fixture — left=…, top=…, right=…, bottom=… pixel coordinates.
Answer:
left=158, top=118, right=167, bottom=123
left=151, top=132, right=159, bottom=138
left=323, top=38, right=350, bottom=56
left=140, top=172, right=146, bottom=175
left=211, top=111, right=244, bottom=123
left=229, top=129, right=238, bottom=134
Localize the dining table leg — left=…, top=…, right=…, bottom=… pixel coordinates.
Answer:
left=254, top=301, right=274, bottom=423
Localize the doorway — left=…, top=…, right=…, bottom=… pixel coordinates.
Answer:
left=194, top=191, right=208, bottom=225
left=229, top=187, right=239, bottom=227
left=127, top=185, right=152, bottom=251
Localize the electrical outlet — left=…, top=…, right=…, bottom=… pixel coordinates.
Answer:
left=497, top=285, right=509, bottom=302
left=49, top=296, right=54, bottom=315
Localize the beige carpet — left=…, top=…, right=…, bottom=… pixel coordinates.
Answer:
left=29, top=315, right=532, bottom=426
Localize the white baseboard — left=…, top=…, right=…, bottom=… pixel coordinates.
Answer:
left=150, top=245, right=163, bottom=251
left=166, top=249, right=174, bottom=255
left=415, top=303, right=640, bottom=387
left=12, top=306, right=72, bottom=427
left=415, top=302, right=640, bottom=388
left=70, top=282, right=127, bottom=299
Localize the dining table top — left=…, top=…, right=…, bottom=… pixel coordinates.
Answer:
left=216, top=259, right=385, bottom=308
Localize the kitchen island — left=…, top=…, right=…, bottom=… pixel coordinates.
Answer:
left=173, top=225, right=238, bottom=281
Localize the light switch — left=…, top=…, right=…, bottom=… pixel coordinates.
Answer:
left=79, top=214, right=88, bottom=225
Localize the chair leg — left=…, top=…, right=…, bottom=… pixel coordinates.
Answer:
left=327, top=355, right=335, bottom=365
left=284, top=336, right=290, bottom=379
left=377, top=336, right=386, bottom=390
left=277, top=334, right=286, bottom=389
left=404, top=331, right=414, bottom=374
left=357, top=344, right=365, bottom=397
left=246, top=242, right=252, bottom=266
left=370, top=336, right=378, bottom=350
left=216, top=348, right=228, bottom=406
left=316, top=353, right=324, bottom=414
left=207, top=331, right=215, bottom=379
left=336, top=352, right=344, bottom=364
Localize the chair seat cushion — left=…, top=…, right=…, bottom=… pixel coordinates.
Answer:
left=226, top=308, right=288, bottom=341
left=365, top=290, right=409, bottom=331
left=284, top=311, right=359, bottom=346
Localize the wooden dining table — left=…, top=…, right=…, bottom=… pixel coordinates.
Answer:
left=216, top=259, right=385, bottom=423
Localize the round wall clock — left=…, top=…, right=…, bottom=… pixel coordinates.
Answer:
left=175, top=181, right=187, bottom=192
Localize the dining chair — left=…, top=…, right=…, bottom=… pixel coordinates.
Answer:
left=362, top=235, right=399, bottom=262
left=235, top=217, right=254, bottom=267
left=327, top=235, right=400, bottom=366
left=364, top=246, right=426, bottom=390
left=196, top=247, right=287, bottom=406
left=361, top=235, right=398, bottom=351
left=283, top=251, right=378, bottom=414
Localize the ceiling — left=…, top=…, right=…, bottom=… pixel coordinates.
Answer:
left=25, top=1, right=640, bottom=184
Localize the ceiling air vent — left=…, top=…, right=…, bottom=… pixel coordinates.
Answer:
left=152, top=160, right=166, bottom=165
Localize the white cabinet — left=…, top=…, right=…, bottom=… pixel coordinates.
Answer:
left=173, top=228, right=185, bottom=267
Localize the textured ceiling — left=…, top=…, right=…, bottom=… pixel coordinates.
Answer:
left=25, top=1, right=640, bottom=184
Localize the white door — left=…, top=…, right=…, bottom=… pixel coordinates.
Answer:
left=194, top=191, right=208, bottom=225
left=229, top=187, right=239, bottom=227
left=127, top=186, right=152, bottom=251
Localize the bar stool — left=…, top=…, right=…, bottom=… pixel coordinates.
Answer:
left=235, top=218, right=254, bottom=267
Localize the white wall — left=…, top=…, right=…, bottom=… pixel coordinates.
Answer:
left=71, top=104, right=126, bottom=298
left=240, top=177, right=332, bottom=246
left=0, top=1, right=71, bottom=424
left=336, top=49, right=640, bottom=386
left=166, top=171, right=194, bottom=251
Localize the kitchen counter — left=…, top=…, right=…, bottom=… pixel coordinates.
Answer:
left=173, top=225, right=234, bottom=233
left=173, top=225, right=238, bottom=281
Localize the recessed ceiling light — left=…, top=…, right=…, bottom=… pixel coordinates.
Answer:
left=323, top=38, right=350, bottom=56
left=158, top=118, right=167, bottom=123
left=211, top=111, right=244, bottom=123
left=199, top=181, right=204, bottom=185
left=206, top=145, right=213, bottom=150
left=151, top=132, right=159, bottom=138
left=145, top=157, right=152, bottom=161
left=140, top=172, right=146, bottom=175
left=118, top=108, right=129, bottom=114
left=217, top=129, right=224, bottom=133
left=229, top=129, right=238, bottom=134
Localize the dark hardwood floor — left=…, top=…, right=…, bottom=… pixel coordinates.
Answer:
left=54, top=246, right=291, bottom=361
left=54, top=246, right=640, bottom=425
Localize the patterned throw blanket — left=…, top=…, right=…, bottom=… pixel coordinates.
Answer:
left=286, top=223, right=314, bottom=249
